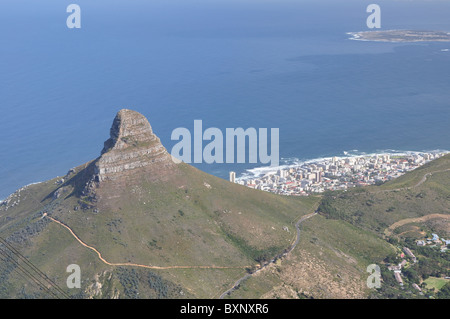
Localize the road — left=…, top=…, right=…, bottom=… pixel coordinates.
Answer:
left=218, top=211, right=318, bottom=299
left=353, top=168, right=450, bottom=196
left=413, top=169, right=450, bottom=188
left=384, top=214, right=450, bottom=237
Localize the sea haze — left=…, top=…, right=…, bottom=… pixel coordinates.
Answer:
left=0, top=0, right=450, bottom=199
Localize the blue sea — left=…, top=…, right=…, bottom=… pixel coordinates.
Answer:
left=1, top=0, right=450, bottom=199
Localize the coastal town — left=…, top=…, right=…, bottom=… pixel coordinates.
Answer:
left=231, top=151, right=449, bottom=196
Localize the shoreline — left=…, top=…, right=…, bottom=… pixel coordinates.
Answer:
left=1, top=150, right=449, bottom=203
left=347, top=30, right=450, bottom=43
left=0, top=181, right=44, bottom=205
left=234, top=150, right=449, bottom=196
left=236, top=149, right=449, bottom=182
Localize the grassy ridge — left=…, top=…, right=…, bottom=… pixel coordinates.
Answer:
left=2, top=153, right=448, bottom=298
left=229, top=214, right=394, bottom=299
left=0, top=161, right=316, bottom=298
left=228, top=155, right=450, bottom=299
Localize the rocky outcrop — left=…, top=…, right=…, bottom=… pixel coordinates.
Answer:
left=93, top=109, right=176, bottom=182
left=77, top=109, right=178, bottom=202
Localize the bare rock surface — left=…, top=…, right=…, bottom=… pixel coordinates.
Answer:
left=79, top=109, right=178, bottom=203
left=95, top=109, right=175, bottom=182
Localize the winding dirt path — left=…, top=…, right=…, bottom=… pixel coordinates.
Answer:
left=381, top=168, right=450, bottom=193
left=384, top=214, right=450, bottom=237
left=414, top=169, right=450, bottom=188
left=218, top=211, right=318, bottom=299
left=47, top=216, right=247, bottom=270
left=350, top=168, right=450, bottom=197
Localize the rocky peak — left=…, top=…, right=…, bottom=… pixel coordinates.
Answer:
left=93, top=109, right=176, bottom=182
left=101, top=109, right=157, bottom=155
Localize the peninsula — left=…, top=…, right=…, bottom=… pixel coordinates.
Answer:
left=347, top=30, right=450, bottom=42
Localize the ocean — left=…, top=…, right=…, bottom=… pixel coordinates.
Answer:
left=1, top=0, right=450, bottom=199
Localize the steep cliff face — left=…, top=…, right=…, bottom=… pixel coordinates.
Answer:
left=77, top=109, right=179, bottom=204
left=94, top=109, right=176, bottom=182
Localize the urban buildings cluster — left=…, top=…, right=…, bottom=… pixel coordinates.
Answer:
left=417, top=233, right=450, bottom=253
left=230, top=152, right=448, bottom=196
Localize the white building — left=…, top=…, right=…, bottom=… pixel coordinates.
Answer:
left=229, top=171, right=236, bottom=183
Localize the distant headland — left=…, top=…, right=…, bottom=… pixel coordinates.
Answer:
left=347, top=30, right=450, bottom=42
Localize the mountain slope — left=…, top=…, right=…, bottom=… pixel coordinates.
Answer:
left=0, top=109, right=317, bottom=298
left=2, top=109, right=447, bottom=299
left=317, top=153, right=450, bottom=235
left=223, top=154, right=450, bottom=299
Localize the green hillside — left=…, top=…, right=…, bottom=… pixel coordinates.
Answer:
left=0, top=159, right=316, bottom=298
left=2, top=154, right=449, bottom=299
left=222, top=154, right=450, bottom=299
left=1, top=109, right=448, bottom=299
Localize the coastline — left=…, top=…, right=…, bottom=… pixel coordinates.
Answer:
left=0, top=181, right=44, bottom=205
left=1, top=150, right=449, bottom=203
left=234, top=150, right=449, bottom=196
left=237, top=149, right=449, bottom=181
left=347, top=30, right=450, bottom=43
